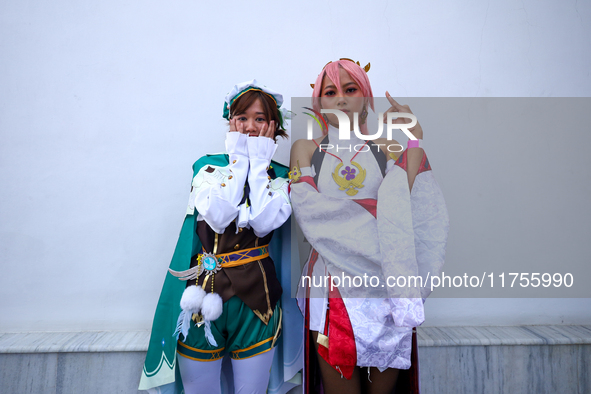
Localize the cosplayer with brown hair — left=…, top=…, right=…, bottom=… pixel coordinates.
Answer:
left=140, top=80, right=295, bottom=394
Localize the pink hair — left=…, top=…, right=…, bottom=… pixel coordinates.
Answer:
left=311, top=60, right=374, bottom=135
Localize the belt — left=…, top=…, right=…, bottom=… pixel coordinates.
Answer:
left=211, top=245, right=269, bottom=268
left=168, top=245, right=269, bottom=281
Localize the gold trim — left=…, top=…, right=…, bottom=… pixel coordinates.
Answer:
left=202, top=274, right=210, bottom=290
left=252, top=261, right=273, bottom=325
left=191, top=313, right=203, bottom=325
left=233, top=88, right=277, bottom=106
left=215, top=245, right=268, bottom=257
left=252, top=309, right=273, bottom=325
left=230, top=347, right=274, bottom=360
left=216, top=244, right=268, bottom=259
left=177, top=341, right=225, bottom=353
left=271, top=307, right=282, bottom=348
left=232, top=336, right=274, bottom=354
left=221, top=252, right=269, bottom=268
left=177, top=352, right=224, bottom=362
left=213, top=233, right=219, bottom=255
left=316, top=332, right=329, bottom=348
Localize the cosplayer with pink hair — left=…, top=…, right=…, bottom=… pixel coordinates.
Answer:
left=311, top=60, right=374, bottom=136
left=291, top=60, right=449, bottom=394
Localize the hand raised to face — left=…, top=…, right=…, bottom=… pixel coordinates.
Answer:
left=229, top=117, right=250, bottom=135
left=258, top=120, right=275, bottom=140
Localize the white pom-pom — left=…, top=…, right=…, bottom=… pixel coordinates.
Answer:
left=201, top=292, right=223, bottom=322
left=180, top=285, right=205, bottom=313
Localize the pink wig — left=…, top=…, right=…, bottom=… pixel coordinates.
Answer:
left=312, top=60, right=374, bottom=135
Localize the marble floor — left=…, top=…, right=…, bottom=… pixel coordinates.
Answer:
left=0, top=325, right=590, bottom=393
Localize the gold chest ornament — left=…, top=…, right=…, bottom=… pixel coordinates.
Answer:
left=331, top=161, right=366, bottom=196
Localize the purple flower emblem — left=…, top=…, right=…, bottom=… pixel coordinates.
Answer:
left=341, top=166, right=356, bottom=181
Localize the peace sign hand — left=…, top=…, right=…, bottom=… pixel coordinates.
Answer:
left=383, top=92, right=424, bottom=140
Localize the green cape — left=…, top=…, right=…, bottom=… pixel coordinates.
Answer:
left=139, top=154, right=289, bottom=392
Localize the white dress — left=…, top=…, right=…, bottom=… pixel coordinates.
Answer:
left=292, top=125, right=449, bottom=371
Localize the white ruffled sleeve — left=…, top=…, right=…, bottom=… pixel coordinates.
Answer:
left=246, top=137, right=291, bottom=238
left=191, top=132, right=249, bottom=233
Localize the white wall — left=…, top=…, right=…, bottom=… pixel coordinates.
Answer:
left=0, top=0, right=589, bottom=332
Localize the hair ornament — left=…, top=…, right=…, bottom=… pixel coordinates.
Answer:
left=279, top=107, right=294, bottom=121
left=310, top=58, right=371, bottom=88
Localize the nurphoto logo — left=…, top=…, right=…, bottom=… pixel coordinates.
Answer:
left=303, top=108, right=419, bottom=141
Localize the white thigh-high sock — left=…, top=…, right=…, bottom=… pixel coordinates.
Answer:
left=231, top=348, right=276, bottom=394
left=177, top=354, right=223, bottom=394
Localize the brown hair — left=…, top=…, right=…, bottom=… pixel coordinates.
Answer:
left=229, top=90, right=288, bottom=141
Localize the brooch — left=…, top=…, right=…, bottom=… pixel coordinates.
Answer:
left=332, top=161, right=366, bottom=196
left=197, top=252, right=222, bottom=276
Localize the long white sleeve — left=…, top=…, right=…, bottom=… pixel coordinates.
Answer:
left=246, top=137, right=291, bottom=238
left=191, top=132, right=249, bottom=233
